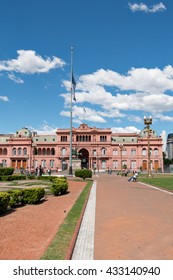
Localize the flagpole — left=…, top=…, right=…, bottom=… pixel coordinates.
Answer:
left=69, top=46, right=73, bottom=175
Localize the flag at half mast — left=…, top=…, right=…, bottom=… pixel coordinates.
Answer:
left=71, top=71, right=76, bottom=101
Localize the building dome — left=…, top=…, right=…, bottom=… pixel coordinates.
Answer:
left=139, top=128, right=158, bottom=138
left=14, top=127, right=32, bottom=138
left=167, top=133, right=173, bottom=139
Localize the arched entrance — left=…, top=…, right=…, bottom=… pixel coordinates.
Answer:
left=78, top=148, right=89, bottom=169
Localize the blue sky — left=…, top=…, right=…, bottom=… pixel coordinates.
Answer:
left=0, top=0, right=172, bottom=140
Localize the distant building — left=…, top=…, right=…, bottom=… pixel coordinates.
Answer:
left=0, top=124, right=163, bottom=172
left=166, top=133, right=173, bottom=160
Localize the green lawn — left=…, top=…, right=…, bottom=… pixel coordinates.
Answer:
left=139, top=176, right=173, bottom=191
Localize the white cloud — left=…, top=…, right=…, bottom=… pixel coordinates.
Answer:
left=8, top=73, right=24, bottom=84
left=0, top=96, right=9, bottom=102
left=111, top=126, right=140, bottom=133
left=61, top=65, right=173, bottom=126
left=60, top=105, right=107, bottom=123
left=128, top=2, right=166, bottom=13
left=28, top=121, right=56, bottom=134
left=0, top=50, right=65, bottom=74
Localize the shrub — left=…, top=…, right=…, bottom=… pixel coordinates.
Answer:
left=0, top=192, right=10, bottom=214
left=38, top=176, right=67, bottom=182
left=51, top=179, right=68, bottom=196
left=8, top=190, right=24, bottom=208
left=0, top=175, right=27, bottom=181
left=75, top=169, right=92, bottom=180
left=0, top=167, right=14, bottom=176
left=22, top=188, right=45, bottom=204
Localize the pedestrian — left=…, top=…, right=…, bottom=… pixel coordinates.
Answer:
left=128, top=171, right=138, bottom=182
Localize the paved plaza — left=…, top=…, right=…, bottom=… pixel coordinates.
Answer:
left=73, top=173, right=173, bottom=260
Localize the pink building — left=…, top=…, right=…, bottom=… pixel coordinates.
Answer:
left=0, top=124, right=163, bottom=173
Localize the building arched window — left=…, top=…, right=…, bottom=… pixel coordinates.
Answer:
left=3, top=148, right=7, bottom=155
left=18, top=148, right=22, bottom=155
left=113, top=149, right=118, bottom=156
left=43, top=148, right=47, bottom=155
left=51, top=148, right=55, bottom=155
left=154, top=148, right=159, bottom=156
left=142, top=148, right=147, bottom=156
left=23, top=148, right=27, bottom=156
left=122, top=149, right=126, bottom=156
left=12, top=148, right=16, bottom=156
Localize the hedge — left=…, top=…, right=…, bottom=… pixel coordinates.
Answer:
left=8, top=190, right=24, bottom=208
left=0, top=192, right=11, bottom=214
left=0, top=167, right=14, bottom=176
left=51, top=178, right=68, bottom=196
left=22, top=188, right=45, bottom=204
left=38, top=175, right=67, bottom=182
left=75, top=169, right=92, bottom=180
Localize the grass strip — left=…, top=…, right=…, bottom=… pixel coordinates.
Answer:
left=40, top=180, right=92, bottom=260
left=138, top=177, right=173, bottom=191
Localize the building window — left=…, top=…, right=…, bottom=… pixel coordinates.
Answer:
left=18, top=148, right=22, bottom=155
left=2, top=160, right=7, bottom=167
left=131, top=149, right=136, bottom=155
left=131, top=160, right=136, bottom=169
left=3, top=148, right=7, bottom=155
left=102, top=160, right=106, bottom=169
left=100, top=135, right=107, bottom=142
left=51, top=148, right=55, bottom=155
left=61, top=136, right=67, bottom=142
left=93, top=149, right=97, bottom=156
left=142, top=148, right=147, bottom=156
left=113, top=149, right=118, bottom=156
left=101, top=148, right=106, bottom=155
left=154, top=148, right=159, bottom=156
left=43, top=148, right=47, bottom=155
left=41, top=160, right=46, bottom=168
left=35, top=160, right=38, bottom=168
left=12, top=148, right=16, bottom=156
left=122, top=149, right=126, bottom=156
left=62, top=148, right=66, bottom=156
left=23, top=148, right=27, bottom=155
left=50, top=160, right=54, bottom=168
left=113, top=160, right=118, bottom=168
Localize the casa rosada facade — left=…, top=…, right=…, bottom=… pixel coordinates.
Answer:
left=0, top=124, right=163, bottom=172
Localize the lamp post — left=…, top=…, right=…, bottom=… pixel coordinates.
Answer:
left=144, top=115, right=152, bottom=178
left=119, top=143, right=123, bottom=174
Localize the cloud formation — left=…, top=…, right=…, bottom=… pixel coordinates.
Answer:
left=0, top=50, right=65, bottom=74
left=0, top=96, right=9, bottom=102
left=61, top=65, right=173, bottom=126
left=128, top=2, right=166, bottom=13
left=8, top=73, right=24, bottom=84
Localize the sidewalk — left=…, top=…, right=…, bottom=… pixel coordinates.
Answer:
left=72, top=173, right=173, bottom=260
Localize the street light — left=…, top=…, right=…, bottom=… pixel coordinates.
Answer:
left=119, top=143, right=123, bottom=174
left=144, top=115, right=152, bottom=178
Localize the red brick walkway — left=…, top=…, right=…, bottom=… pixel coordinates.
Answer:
left=0, top=181, right=86, bottom=260
left=94, top=173, right=173, bottom=260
